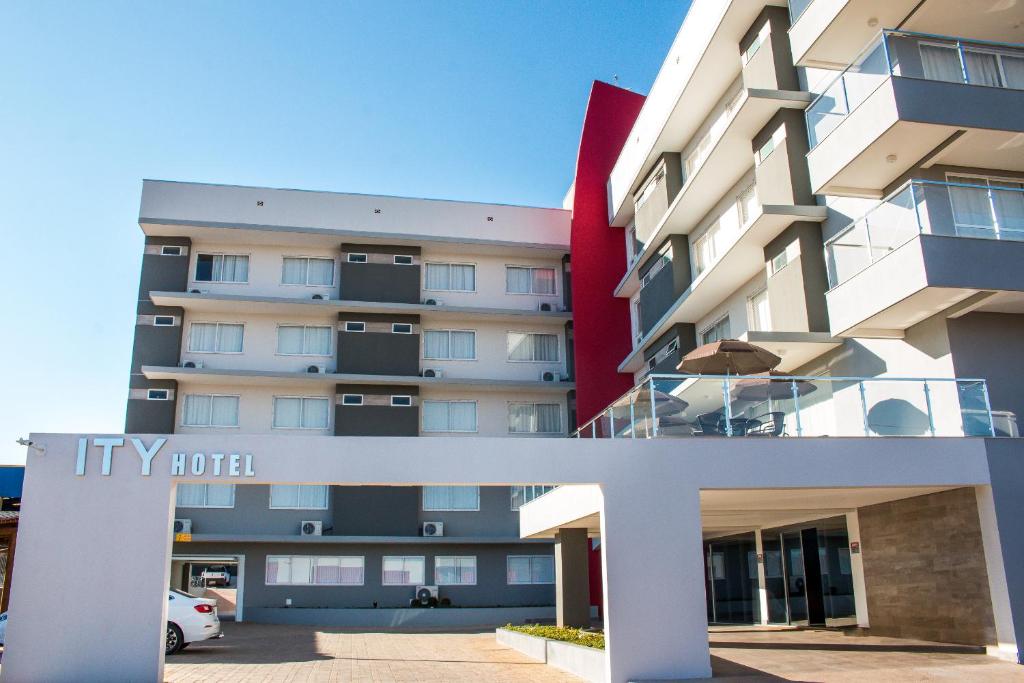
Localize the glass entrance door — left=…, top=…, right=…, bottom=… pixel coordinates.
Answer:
left=704, top=532, right=759, bottom=624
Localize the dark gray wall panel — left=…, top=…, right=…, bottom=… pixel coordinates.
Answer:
left=740, top=6, right=798, bottom=92
left=417, top=485, right=521, bottom=537
left=130, top=318, right=185, bottom=370
left=893, top=77, right=1024, bottom=134
left=125, top=396, right=178, bottom=434
left=332, top=487, right=421, bottom=536
left=947, top=312, right=1024, bottom=426
left=984, top=438, right=1024, bottom=662
left=176, top=484, right=334, bottom=536
left=339, top=263, right=421, bottom=303
left=335, top=405, right=420, bottom=436
left=337, top=332, right=420, bottom=375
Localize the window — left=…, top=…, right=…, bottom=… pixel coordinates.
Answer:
left=625, top=224, right=641, bottom=266
left=423, top=486, right=479, bottom=511
left=508, top=403, right=561, bottom=434
left=188, top=322, right=244, bottom=353
left=147, top=389, right=170, bottom=401
left=269, top=485, right=329, bottom=509
left=435, top=557, right=477, bottom=586
left=701, top=317, right=731, bottom=345
left=176, top=483, right=235, bottom=508
left=390, top=395, right=412, bottom=407
left=347, top=253, right=367, bottom=263
left=756, top=125, right=786, bottom=165
left=507, top=332, right=559, bottom=362
left=394, top=255, right=414, bottom=265
left=685, top=130, right=714, bottom=178
left=635, top=168, right=665, bottom=209
left=742, top=22, right=770, bottom=64
left=273, top=397, right=330, bottom=429
left=510, top=485, right=555, bottom=511
left=160, top=245, right=182, bottom=256
left=737, top=183, right=758, bottom=225
left=749, top=289, right=772, bottom=332
left=423, top=330, right=476, bottom=360
left=341, top=394, right=364, bottom=406
left=153, top=315, right=175, bottom=327
left=507, top=555, right=555, bottom=585
left=266, top=556, right=363, bottom=586
left=344, top=321, right=366, bottom=333
left=770, top=240, right=801, bottom=275
left=506, top=266, right=557, bottom=295
left=392, top=323, right=413, bottom=334
left=639, top=243, right=672, bottom=290
left=282, top=257, right=334, bottom=286
left=947, top=174, right=1024, bottom=239
left=382, top=556, right=425, bottom=585
left=424, top=263, right=476, bottom=292
left=195, top=253, right=249, bottom=283
left=422, top=400, right=478, bottom=432
left=277, top=325, right=332, bottom=355
left=182, top=394, right=239, bottom=427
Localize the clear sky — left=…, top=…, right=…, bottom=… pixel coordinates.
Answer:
left=0, top=1, right=689, bottom=465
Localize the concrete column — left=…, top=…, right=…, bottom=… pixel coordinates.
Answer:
left=754, top=529, right=769, bottom=625
left=982, top=441, right=1024, bottom=664
left=555, top=528, right=592, bottom=628
left=976, top=485, right=1019, bottom=662
left=601, top=481, right=710, bottom=682
left=845, top=511, right=870, bottom=628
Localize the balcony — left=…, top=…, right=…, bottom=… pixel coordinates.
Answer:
left=575, top=374, right=1007, bottom=439
left=824, top=179, right=1024, bottom=336
left=805, top=31, right=1024, bottom=197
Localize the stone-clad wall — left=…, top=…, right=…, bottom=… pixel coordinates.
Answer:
left=857, top=487, right=995, bottom=645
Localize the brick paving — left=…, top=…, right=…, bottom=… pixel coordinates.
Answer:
left=163, top=622, right=580, bottom=682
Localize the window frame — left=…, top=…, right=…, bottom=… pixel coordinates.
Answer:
left=434, top=556, right=478, bottom=586
left=510, top=485, right=555, bottom=511
left=504, top=265, right=559, bottom=296
left=507, top=402, right=562, bottom=435
left=381, top=555, right=426, bottom=586
left=180, top=393, right=241, bottom=428
left=422, top=329, right=477, bottom=361
left=390, top=395, right=413, bottom=407
left=341, top=394, right=364, bottom=406
left=153, top=315, right=175, bottom=327
left=506, top=331, right=560, bottom=363
left=421, top=399, right=478, bottom=433
left=393, top=254, right=415, bottom=266
left=268, top=484, right=330, bottom=510
left=271, top=396, right=331, bottom=430
left=700, top=316, right=731, bottom=345
left=147, top=389, right=170, bottom=401
left=194, top=252, right=250, bottom=284
left=422, top=485, right=481, bottom=512
left=344, top=321, right=366, bottom=333
left=423, top=261, right=477, bottom=293
left=276, top=324, right=333, bottom=357
left=748, top=288, right=771, bottom=332
left=346, top=253, right=368, bottom=263
left=392, top=323, right=413, bottom=334
left=265, top=555, right=365, bottom=586
left=160, top=245, right=183, bottom=256
left=506, top=555, right=556, bottom=585
left=186, top=321, right=246, bottom=354
left=280, top=256, right=336, bottom=287
left=175, top=483, right=237, bottom=509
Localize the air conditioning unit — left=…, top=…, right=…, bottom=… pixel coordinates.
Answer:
left=307, top=364, right=326, bottom=374
left=421, top=521, right=444, bottom=537
left=311, top=293, right=327, bottom=300
left=422, top=368, right=444, bottom=379
left=540, top=371, right=559, bottom=382
left=538, top=302, right=555, bottom=312
left=173, top=519, right=192, bottom=534
left=422, top=298, right=442, bottom=306
left=181, top=360, right=204, bottom=369
left=189, top=289, right=209, bottom=295
left=300, top=521, right=323, bottom=536
left=414, top=585, right=439, bottom=606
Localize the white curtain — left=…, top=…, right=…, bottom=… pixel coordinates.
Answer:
left=435, top=557, right=476, bottom=585
left=423, top=486, right=478, bottom=510
left=507, top=333, right=558, bottom=361
left=205, top=484, right=235, bottom=507
left=210, top=396, right=239, bottom=426
left=382, top=557, right=424, bottom=585
left=920, top=44, right=964, bottom=83
left=270, top=484, right=327, bottom=508
left=176, top=483, right=206, bottom=506
left=210, top=254, right=249, bottom=283
left=506, top=266, right=532, bottom=293
left=176, top=483, right=234, bottom=507
left=536, top=404, right=561, bottom=433
left=299, top=485, right=328, bottom=508
left=425, top=263, right=449, bottom=290
left=266, top=556, right=291, bottom=584
left=450, top=331, right=475, bottom=359
left=282, top=258, right=307, bottom=285
left=305, top=327, right=331, bottom=355
left=278, top=326, right=305, bottom=354
left=183, top=394, right=211, bottom=426
left=949, top=183, right=995, bottom=234
left=302, top=398, right=329, bottom=429
left=531, top=556, right=555, bottom=583
left=273, top=397, right=302, bottom=428
left=964, top=50, right=1002, bottom=87
left=531, top=268, right=556, bottom=295
left=449, top=401, right=477, bottom=431
left=422, top=401, right=449, bottom=432
left=508, top=403, right=534, bottom=433
left=312, top=557, right=362, bottom=585
left=307, top=258, right=334, bottom=285
left=1002, top=55, right=1024, bottom=89
left=507, top=556, right=531, bottom=584
left=189, top=323, right=217, bottom=352
left=450, top=264, right=475, bottom=291
left=290, top=557, right=313, bottom=584
left=423, top=331, right=450, bottom=359
left=269, top=484, right=299, bottom=508
left=992, top=181, right=1024, bottom=237
left=216, top=324, right=244, bottom=352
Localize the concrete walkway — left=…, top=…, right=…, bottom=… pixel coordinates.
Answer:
left=163, top=622, right=580, bottom=682
left=710, top=628, right=1024, bottom=681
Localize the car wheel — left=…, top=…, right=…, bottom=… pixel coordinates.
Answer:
left=166, top=622, right=184, bottom=655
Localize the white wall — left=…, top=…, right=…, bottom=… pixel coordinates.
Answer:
left=694, top=271, right=766, bottom=342
left=419, top=387, right=569, bottom=438
left=420, top=250, right=564, bottom=311
left=421, top=318, right=567, bottom=381
left=174, top=383, right=334, bottom=436
left=186, top=243, right=340, bottom=300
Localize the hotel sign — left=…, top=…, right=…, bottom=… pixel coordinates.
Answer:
left=74, top=437, right=255, bottom=478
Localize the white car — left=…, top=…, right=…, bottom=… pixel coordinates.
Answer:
left=201, top=564, right=231, bottom=587
left=167, top=589, right=222, bottom=655
left=0, top=611, right=7, bottom=645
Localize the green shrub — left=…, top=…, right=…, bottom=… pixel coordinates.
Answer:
left=503, top=623, right=605, bottom=650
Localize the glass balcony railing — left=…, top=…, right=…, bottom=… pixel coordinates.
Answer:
left=788, top=0, right=814, bottom=23
left=806, top=30, right=1024, bottom=148
left=573, top=374, right=1002, bottom=439
left=824, top=179, right=1024, bottom=288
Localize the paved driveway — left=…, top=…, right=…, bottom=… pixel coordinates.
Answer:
left=164, top=622, right=580, bottom=682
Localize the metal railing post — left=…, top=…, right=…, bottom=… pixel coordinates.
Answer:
left=923, top=380, right=936, bottom=437
left=722, top=378, right=734, bottom=437
left=791, top=380, right=803, bottom=437
left=957, top=40, right=970, bottom=84
left=607, top=408, right=614, bottom=440
left=649, top=379, right=659, bottom=439
left=981, top=381, right=996, bottom=437
left=858, top=381, right=871, bottom=436
left=629, top=396, right=636, bottom=439
left=591, top=422, right=596, bottom=439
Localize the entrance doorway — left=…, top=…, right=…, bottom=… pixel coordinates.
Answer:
left=704, top=516, right=856, bottom=627
left=170, top=555, right=244, bottom=621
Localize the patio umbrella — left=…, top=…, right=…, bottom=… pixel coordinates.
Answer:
left=676, top=339, right=782, bottom=375
left=612, top=388, right=688, bottom=416
left=733, top=371, right=817, bottom=401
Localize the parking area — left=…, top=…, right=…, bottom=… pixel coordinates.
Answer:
left=163, top=622, right=580, bottom=682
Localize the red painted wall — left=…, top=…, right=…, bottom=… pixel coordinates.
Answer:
left=570, top=81, right=645, bottom=426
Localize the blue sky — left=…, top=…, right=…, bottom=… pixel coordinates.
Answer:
left=0, top=1, right=688, bottom=464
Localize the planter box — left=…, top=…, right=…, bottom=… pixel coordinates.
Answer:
left=496, top=628, right=606, bottom=682
left=246, top=606, right=554, bottom=628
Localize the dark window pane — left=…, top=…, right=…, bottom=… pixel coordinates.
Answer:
left=195, top=254, right=214, bottom=281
